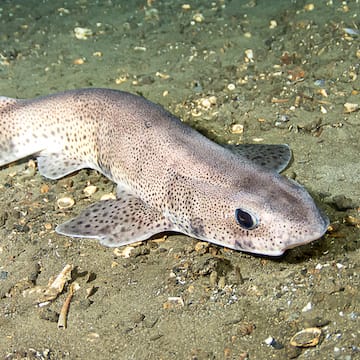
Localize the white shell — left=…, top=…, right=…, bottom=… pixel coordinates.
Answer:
left=83, top=185, right=97, bottom=196
left=74, top=27, right=93, bottom=40
left=57, top=197, right=75, bottom=209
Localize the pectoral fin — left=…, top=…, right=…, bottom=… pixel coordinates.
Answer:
left=37, top=153, right=90, bottom=180
left=56, top=193, right=174, bottom=247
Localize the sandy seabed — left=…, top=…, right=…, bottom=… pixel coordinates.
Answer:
left=0, top=1, right=359, bottom=359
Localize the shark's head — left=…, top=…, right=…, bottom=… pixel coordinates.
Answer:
left=188, top=168, right=329, bottom=256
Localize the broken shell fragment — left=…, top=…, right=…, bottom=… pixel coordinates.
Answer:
left=57, top=197, right=75, bottom=209
left=23, top=264, right=74, bottom=305
left=344, top=102, right=359, bottom=113
left=244, top=49, right=254, bottom=62
left=113, top=245, right=135, bottom=258
left=74, top=27, right=93, bottom=40
left=290, top=327, right=322, bottom=348
left=46, top=264, right=73, bottom=295
left=344, top=215, right=360, bottom=227
left=163, top=296, right=184, bottom=309
left=100, top=193, right=116, bottom=201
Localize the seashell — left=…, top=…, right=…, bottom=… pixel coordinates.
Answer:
left=57, top=197, right=75, bottom=209
left=83, top=185, right=97, bottom=196
left=231, top=124, right=244, bottom=134
left=290, top=327, right=322, bottom=348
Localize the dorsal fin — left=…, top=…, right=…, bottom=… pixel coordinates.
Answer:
left=223, top=144, right=292, bottom=173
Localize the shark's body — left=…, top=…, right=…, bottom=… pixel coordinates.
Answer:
left=0, top=88, right=328, bottom=255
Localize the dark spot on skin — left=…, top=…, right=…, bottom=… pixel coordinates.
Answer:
left=235, top=240, right=243, bottom=249
left=190, top=217, right=205, bottom=237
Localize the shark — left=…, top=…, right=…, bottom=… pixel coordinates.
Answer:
left=0, top=88, right=329, bottom=256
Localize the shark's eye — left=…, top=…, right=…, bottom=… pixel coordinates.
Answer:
left=235, top=209, right=258, bottom=230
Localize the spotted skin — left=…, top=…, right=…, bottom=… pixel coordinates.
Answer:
left=0, top=88, right=329, bottom=256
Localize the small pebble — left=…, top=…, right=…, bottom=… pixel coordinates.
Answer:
left=44, top=223, right=52, bottom=230
left=332, top=195, right=356, bottom=211
left=192, top=13, right=204, bottom=23
left=269, top=20, right=277, bottom=29
left=39, top=308, right=59, bottom=322
left=0, top=271, right=8, bottom=280
left=209, top=270, right=218, bottom=287
left=131, top=312, right=145, bottom=324
left=194, top=241, right=209, bottom=253
left=218, top=276, right=226, bottom=289
left=265, top=336, right=284, bottom=349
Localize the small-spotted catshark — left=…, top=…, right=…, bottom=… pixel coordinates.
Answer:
left=0, top=88, right=328, bottom=256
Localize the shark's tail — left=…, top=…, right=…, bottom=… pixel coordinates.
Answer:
left=0, top=95, right=99, bottom=180
left=0, top=96, right=44, bottom=167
